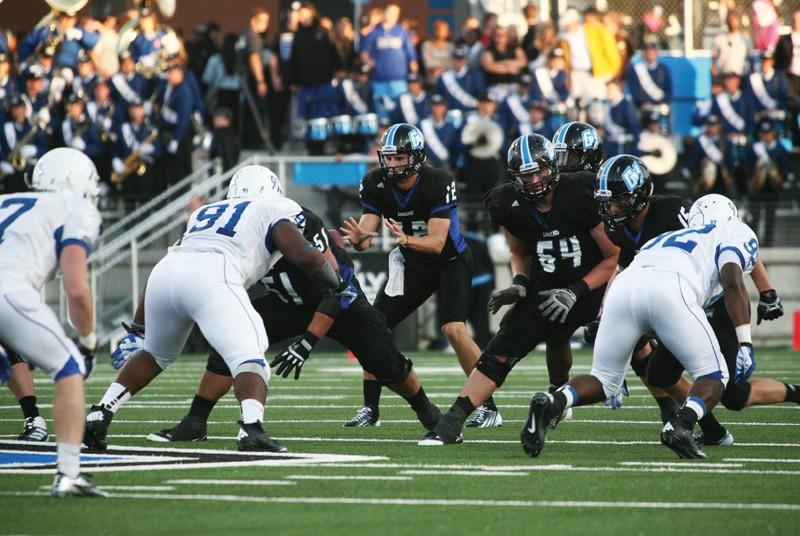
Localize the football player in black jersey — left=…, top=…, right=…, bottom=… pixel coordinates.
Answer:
left=105, top=205, right=442, bottom=447
left=589, top=155, right=796, bottom=442
left=419, top=133, right=620, bottom=445
left=340, top=123, right=498, bottom=428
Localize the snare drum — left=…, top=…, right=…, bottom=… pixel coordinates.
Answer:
left=306, top=118, right=330, bottom=141
left=353, top=113, right=378, bottom=136
left=330, top=115, right=353, bottom=136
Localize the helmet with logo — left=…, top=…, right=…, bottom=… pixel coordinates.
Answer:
left=595, top=154, right=653, bottom=229
left=30, top=148, right=100, bottom=203
left=227, top=165, right=284, bottom=199
left=507, top=134, right=559, bottom=200
left=688, top=193, right=739, bottom=227
left=377, top=123, right=427, bottom=182
left=552, top=121, right=603, bottom=173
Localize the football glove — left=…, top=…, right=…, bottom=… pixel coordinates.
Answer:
left=0, top=346, right=11, bottom=385
left=538, top=281, right=589, bottom=324
left=270, top=332, right=319, bottom=380
left=583, top=319, right=600, bottom=345
left=604, top=380, right=629, bottom=410
left=76, top=342, right=96, bottom=379
left=735, top=343, right=756, bottom=384
left=111, top=322, right=145, bottom=370
left=757, top=290, right=783, bottom=325
left=487, top=275, right=528, bottom=315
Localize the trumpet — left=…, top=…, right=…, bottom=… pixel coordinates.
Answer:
left=111, top=128, right=159, bottom=185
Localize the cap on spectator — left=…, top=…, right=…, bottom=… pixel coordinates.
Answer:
left=528, top=100, right=548, bottom=112
left=214, top=107, right=233, bottom=120
left=431, top=94, right=446, bottom=105
left=128, top=97, right=144, bottom=107
left=643, top=38, right=659, bottom=49
left=0, top=52, right=8, bottom=63
left=77, top=50, right=91, bottom=64
left=549, top=48, right=565, bottom=59
left=519, top=73, right=532, bottom=86
left=452, top=45, right=469, bottom=59
left=119, top=50, right=133, bottom=61
left=642, top=110, right=660, bottom=125
left=559, top=8, right=581, bottom=30
left=40, top=44, right=57, bottom=58
left=26, top=65, right=45, bottom=80
left=722, top=71, right=740, bottom=79
left=407, top=72, right=422, bottom=83
left=66, top=91, right=85, bottom=104
left=758, top=118, right=774, bottom=133
left=478, top=91, right=495, bottom=103
left=94, top=77, right=110, bottom=89
left=705, top=114, right=721, bottom=125
left=8, top=93, right=24, bottom=108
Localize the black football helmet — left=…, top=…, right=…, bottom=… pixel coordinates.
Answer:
left=552, top=122, right=603, bottom=173
left=507, top=134, right=559, bottom=200
left=595, top=154, right=654, bottom=229
left=377, top=123, right=427, bottom=182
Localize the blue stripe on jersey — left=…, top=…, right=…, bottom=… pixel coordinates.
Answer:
left=53, top=225, right=64, bottom=258
left=521, top=135, right=532, bottom=166
left=431, top=202, right=457, bottom=215
left=60, top=238, right=91, bottom=255
left=448, top=207, right=468, bottom=254
left=472, top=273, right=493, bottom=286
left=598, top=154, right=624, bottom=193
left=714, top=245, right=746, bottom=270
left=264, top=218, right=291, bottom=253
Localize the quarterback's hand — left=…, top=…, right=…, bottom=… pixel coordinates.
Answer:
left=384, top=218, right=409, bottom=246
left=340, top=217, right=378, bottom=246
left=757, top=289, right=783, bottom=325
left=270, top=332, right=319, bottom=380
left=487, top=275, right=528, bottom=315
left=583, top=319, right=600, bottom=345
left=735, top=343, right=756, bottom=384
left=604, top=380, right=628, bottom=410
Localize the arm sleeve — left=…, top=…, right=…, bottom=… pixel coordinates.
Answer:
left=715, top=221, right=759, bottom=274
left=358, top=179, right=381, bottom=215
left=428, top=175, right=456, bottom=218
left=61, top=201, right=102, bottom=255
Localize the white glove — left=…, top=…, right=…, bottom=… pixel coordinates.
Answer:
left=143, top=101, right=153, bottom=116
left=102, top=117, right=113, bottom=131
left=60, top=67, right=75, bottom=84
left=20, top=145, right=37, bottom=158
left=71, top=137, right=87, bottom=151
left=65, top=28, right=83, bottom=41
left=112, top=157, right=126, bottom=174
left=1, top=162, right=14, bottom=174
left=139, top=142, right=155, bottom=156
left=37, top=107, right=51, bottom=126
left=167, top=139, right=179, bottom=154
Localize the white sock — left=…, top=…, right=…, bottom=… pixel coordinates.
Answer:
left=99, top=382, right=132, bottom=414
left=557, top=385, right=577, bottom=408
left=57, top=442, right=81, bottom=478
left=240, top=399, right=264, bottom=424
left=684, top=396, right=707, bottom=421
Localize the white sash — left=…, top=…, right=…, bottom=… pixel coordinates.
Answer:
left=715, top=93, right=745, bottom=132
left=111, top=73, right=140, bottom=104
left=61, top=119, right=74, bottom=144
left=698, top=135, right=723, bottom=164
left=748, top=73, right=777, bottom=110
left=86, top=102, right=98, bottom=123
left=122, top=123, right=139, bottom=151
left=604, top=103, right=625, bottom=137
left=634, top=62, right=665, bottom=102
left=534, top=67, right=556, bottom=102
left=420, top=118, right=449, bottom=162
left=161, top=86, right=177, bottom=124
left=752, top=140, right=770, bottom=162
left=342, top=78, right=368, bottom=115
left=3, top=122, right=17, bottom=150
left=398, top=93, right=419, bottom=125
left=441, top=70, right=477, bottom=109
left=506, top=94, right=528, bottom=125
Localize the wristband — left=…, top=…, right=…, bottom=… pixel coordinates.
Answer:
left=79, top=332, right=97, bottom=350
left=735, top=324, right=752, bottom=345
left=568, top=279, right=590, bottom=299
left=301, top=331, right=320, bottom=347
left=512, top=274, right=530, bottom=288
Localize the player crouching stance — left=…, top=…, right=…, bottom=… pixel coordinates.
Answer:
left=84, top=166, right=354, bottom=452
left=0, top=148, right=105, bottom=496
left=522, top=191, right=757, bottom=459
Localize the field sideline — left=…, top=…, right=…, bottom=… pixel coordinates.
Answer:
left=1, top=349, right=798, bottom=535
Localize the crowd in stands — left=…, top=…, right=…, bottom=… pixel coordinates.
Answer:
left=1, top=2, right=798, bottom=240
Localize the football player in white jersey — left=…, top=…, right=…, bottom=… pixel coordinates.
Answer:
left=0, top=148, right=105, bottom=497
left=521, top=193, right=758, bottom=460
left=84, top=166, right=352, bottom=452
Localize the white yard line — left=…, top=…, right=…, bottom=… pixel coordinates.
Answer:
left=285, top=475, right=413, bottom=481
left=166, top=479, right=295, bottom=486
left=399, top=470, right=528, bottom=477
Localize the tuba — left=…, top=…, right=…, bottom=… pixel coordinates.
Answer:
left=460, top=117, right=504, bottom=159
left=118, top=0, right=179, bottom=79
left=637, top=131, right=677, bottom=175
left=26, top=0, right=89, bottom=64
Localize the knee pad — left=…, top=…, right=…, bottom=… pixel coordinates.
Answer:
left=476, top=353, right=512, bottom=387
left=206, top=351, right=233, bottom=377
left=376, top=355, right=413, bottom=386
left=645, top=345, right=685, bottom=389
left=630, top=347, right=654, bottom=378
left=721, top=381, right=751, bottom=411
left=233, top=358, right=270, bottom=384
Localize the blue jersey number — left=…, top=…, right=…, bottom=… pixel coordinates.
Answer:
left=642, top=224, right=715, bottom=253
left=188, top=201, right=251, bottom=237
left=0, top=198, right=38, bottom=245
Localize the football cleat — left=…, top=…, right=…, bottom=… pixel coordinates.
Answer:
left=416, top=404, right=442, bottom=431
left=236, top=421, right=288, bottom=452
left=83, top=405, right=113, bottom=451
left=342, top=406, right=381, bottom=427
left=18, top=416, right=48, bottom=442
left=419, top=410, right=465, bottom=446
left=549, top=407, right=573, bottom=430
left=147, top=415, right=208, bottom=442
left=418, top=430, right=463, bottom=446
left=696, top=429, right=735, bottom=447
left=51, top=473, right=108, bottom=498
left=465, top=405, right=503, bottom=428
left=661, top=419, right=707, bottom=459
left=520, top=392, right=560, bottom=457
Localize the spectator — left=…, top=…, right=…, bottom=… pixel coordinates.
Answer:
left=271, top=6, right=299, bottom=150
left=209, top=107, right=241, bottom=172
left=712, top=12, right=751, bottom=77
left=637, top=4, right=667, bottom=49
left=158, top=61, right=194, bottom=186
left=559, top=8, right=594, bottom=101
left=751, top=0, right=780, bottom=53
left=602, top=78, right=641, bottom=157
left=0, top=94, right=48, bottom=193
left=520, top=4, right=540, bottom=61
left=435, top=44, right=483, bottom=112
left=111, top=51, right=152, bottom=120
left=403, top=18, right=425, bottom=78
left=332, top=17, right=356, bottom=74
left=112, top=99, right=160, bottom=203
left=419, top=93, right=460, bottom=171
left=19, top=10, right=100, bottom=70
left=583, top=8, right=621, bottom=95
left=745, top=49, right=788, bottom=118
left=683, top=114, right=732, bottom=196
left=712, top=71, right=755, bottom=139
left=93, top=16, right=120, bottom=77
left=238, top=6, right=271, bottom=149
left=422, top=19, right=454, bottom=83
left=359, top=8, right=384, bottom=43
left=528, top=21, right=561, bottom=70
left=774, top=9, right=800, bottom=145
left=202, top=33, right=242, bottom=128
left=455, top=16, right=484, bottom=69
left=530, top=48, right=569, bottom=105
left=391, top=72, right=428, bottom=126
left=360, top=3, right=418, bottom=121
left=480, top=25, right=527, bottom=101
left=516, top=101, right=553, bottom=140
left=499, top=73, right=533, bottom=136
left=479, top=12, right=499, bottom=47
left=72, top=50, right=99, bottom=97
left=626, top=39, right=672, bottom=111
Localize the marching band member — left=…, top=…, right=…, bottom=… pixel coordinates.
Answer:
left=435, top=44, right=484, bottom=112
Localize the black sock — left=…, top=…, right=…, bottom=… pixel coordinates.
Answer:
left=678, top=407, right=700, bottom=428
left=187, top=395, right=217, bottom=422
left=404, top=387, right=433, bottom=414
left=551, top=391, right=567, bottom=414
left=785, top=384, right=800, bottom=404
left=482, top=396, right=497, bottom=411
left=697, top=412, right=726, bottom=440
left=363, top=380, right=382, bottom=409
left=447, top=396, right=476, bottom=425
left=19, top=396, right=39, bottom=420
left=654, top=396, right=680, bottom=424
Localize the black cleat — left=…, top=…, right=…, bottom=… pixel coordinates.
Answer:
left=416, top=404, right=442, bottom=431
left=83, top=405, right=113, bottom=451
left=52, top=473, right=108, bottom=498
left=520, top=392, right=559, bottom=457
left=236, top=421, right=288, bottom=452
left=418, top=430, right=463, bottom=446
left=661, top=418, right=707, bottom=459
left=147, top=415, right=208, bottom=442
left=418, top=409, right=464, bottom=445
left=343, top=406, right=380, bottom=427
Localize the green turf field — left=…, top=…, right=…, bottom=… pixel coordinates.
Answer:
left=1, top=349, right=799, bottom=535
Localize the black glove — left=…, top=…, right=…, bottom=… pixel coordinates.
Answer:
left=757, top=289, right=783, bottom=325
left=76, top=341, right=96, bottom=379
left=538, top=281, right=590, bottom=323
left=270, top=331, right=319, bottom=380
left=487, top=274, right=529, bottom=315
left=583, top=319, right=600, bottom=345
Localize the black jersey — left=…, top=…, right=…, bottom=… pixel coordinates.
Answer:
left=359, top=165, right=468, bottom=264
left=605, top=195, right=691, bottom=268
left=256, top=206, right=358, bottom=310
left=484, top=172, right=603, bottom=289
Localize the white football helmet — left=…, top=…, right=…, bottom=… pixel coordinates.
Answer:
left=30, top=147, right=100, bottom=202
left=688, top=194, right=739, bottom=227
left=227, top=165, right=284, bottom=200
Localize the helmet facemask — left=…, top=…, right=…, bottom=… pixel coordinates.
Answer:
left=511, top=161, right=559, bottom=201
left=596, top=182, right=652, bottom=230
left=378, top=148, right=423, bottom=183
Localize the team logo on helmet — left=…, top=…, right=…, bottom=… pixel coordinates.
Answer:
left=621, top=162, right=645, bottom=192
left=408, top=128, right=424, bottom=150
left=581, top=129, right=598, bottom=149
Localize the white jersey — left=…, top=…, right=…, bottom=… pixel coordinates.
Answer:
left=174, top=196, right=304, bottom=288
left=630, top=220, right=759, bottom=307
left=0, top=192, right=101, bottom=293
